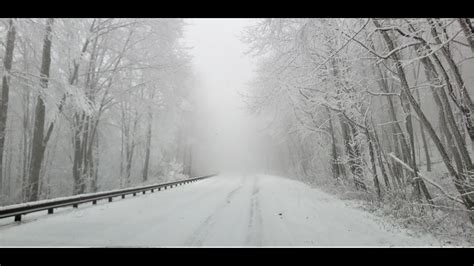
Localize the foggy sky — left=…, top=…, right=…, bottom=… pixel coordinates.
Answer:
left=183, top=18, right=265, bottom=174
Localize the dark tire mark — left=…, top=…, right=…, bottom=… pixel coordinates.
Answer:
left=184, top=177, right=247, bottom=246
left=246, top=176, right=262, bottom=245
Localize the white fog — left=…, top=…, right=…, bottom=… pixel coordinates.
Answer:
left=183, top=18, right=264, bottom=174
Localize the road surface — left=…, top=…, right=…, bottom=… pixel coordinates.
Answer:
left=0, top=174, right=438, bottom=246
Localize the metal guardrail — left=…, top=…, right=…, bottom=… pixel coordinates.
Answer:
left=0, top=174, right=217, bottom=222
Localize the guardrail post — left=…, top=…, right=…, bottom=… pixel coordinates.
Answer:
left=122, top=195, right=125, bottom=199
left=133, top=193, right=136, bottom=196
left=14, top=215, right=21, bottom=222
left=151, top=189, right=154, bottom=193
left=92, top=200, right=97, bottom=205
left=109, top=197, right=113, bottom=202
left=73, top=204, right=78, bottom=208
left=158, top=187, right=161, bottom=191
left=48, top=208, right=54, bottom=214
left=143, top=191, right=146, bottom=195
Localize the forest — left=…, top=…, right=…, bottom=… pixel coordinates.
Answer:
left=0, top=18, right=196, bottom=205
left=243, top=18, right=474, bottom=240
left=1, top=18, right=474, bottom=245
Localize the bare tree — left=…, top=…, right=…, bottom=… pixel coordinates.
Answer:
left=0, top=19, right=16, bottom=194
left=27, top=18, right=54, bottom=202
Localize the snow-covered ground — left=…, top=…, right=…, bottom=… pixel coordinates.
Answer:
left=0, top=174, right=440, bottom=247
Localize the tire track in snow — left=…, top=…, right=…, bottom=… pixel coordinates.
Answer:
left=256, top=175, right=296, bottom=246
left=184, top=176, right=247, bottom=246
left=245, top=175, right=263, bottom=246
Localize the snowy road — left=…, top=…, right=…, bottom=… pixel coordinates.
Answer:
left=0, top=174, right=437, bottom=246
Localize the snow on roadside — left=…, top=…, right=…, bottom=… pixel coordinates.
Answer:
left=256, top=174, right=442, bottom=246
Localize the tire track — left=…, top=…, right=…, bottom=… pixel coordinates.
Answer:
left=245, top=176, right=262, bottom=246
left=184, top=177, right=247, bottom=246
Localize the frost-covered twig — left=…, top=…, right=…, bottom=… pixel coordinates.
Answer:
left=388, top=153, right=464, bottom=205
left=311, top=19, right=370, bottom=73
left=365, top=90, right=399, bottom=97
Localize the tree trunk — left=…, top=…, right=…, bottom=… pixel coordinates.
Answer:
left=0, top=19, right=16, bottom=194
left=20, top=46, right=32, bottom=202
left=372, top=123, right=392, bottom=191
left=367, top=128, right=382, bottom=199
left=327, top=107, right=342, bottom=179
left=142, top=112, right=153, bottom=182
left=433, top=89, right=465, bottom=174
left=415, top=89, right=432, bottom=172
left=457, top=18, right=474, bottom=54
left=90, top=130, right=99, bottom=193
left=187, top=144, right=193, bottom=177
left=72, top=114, right=84, bottom=195
left=339, top=115, right=366, bottom=191
left=27, top=18, right=54, bottom=202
